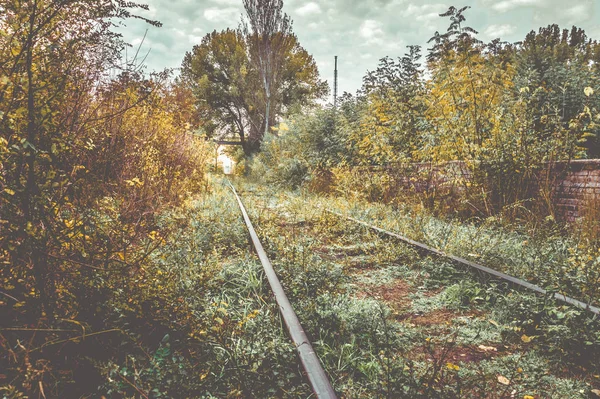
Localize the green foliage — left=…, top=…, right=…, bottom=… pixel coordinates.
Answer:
left=181, top=20, right=327, bottom=154
left=233, top=184, right=600, bottom=397
left=443, top=280, right=496, bottom=309
left=181, top=29, right=258, bottom=147
left=354, top=48, right=428, bottom=165
left=3, top=1, right=600, bottom=397
left=253, top=108, right=342, bottom=189
left=255, top=6, right=600, bottom=228
left=0, top=2, right=209, bottom=397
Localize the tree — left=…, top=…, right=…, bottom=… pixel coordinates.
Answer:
left=181, top=29, right=258, bottom=152
left=424, top=7, right=510, bottom=162
left=426, top=5, right=481, bottom=63
left=356, top=46, right=427, bottom=164
left=1, top=3, right=214, bottom=395
left=242, top=0, right=292, bottom=149
left=240, top=0, right=327, bottom=152
left=0, top=0, right=159, bottom=318
left=182, top=25, right=326, bottom=154
left=514, top=24, right=600, bottom=157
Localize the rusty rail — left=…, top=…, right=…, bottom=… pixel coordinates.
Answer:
left=326, top=209, right=600, bottom=316
left=228, top=182, right=338, bottom=399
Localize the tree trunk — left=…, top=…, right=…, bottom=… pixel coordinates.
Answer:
left=24, top=0, right=54, bottom=319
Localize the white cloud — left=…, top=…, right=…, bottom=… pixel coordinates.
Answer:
left=492, top=0, right=546, bottom=13
left=203, top=7, right=239, bottom=23
left=209, top=0, right=240, bottom=5
left=188, top=35, right=204, bottom=45
left=564, top=4, right=591, bottom=22
left=416, top=12, right=444, bottom=22
left=296, top=2, right=322, bottom=16
left=172, top=28, right=186, bottom=37
left=359, top=20, right=384, bottom=40
left=491, top=0, right=596, bottom=25
left=402, top=3, right=448, bottom=19
left=483, top=24, right=517, bottom=39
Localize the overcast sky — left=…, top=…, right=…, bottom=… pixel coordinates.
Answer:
left=116, top=0, right=600, bottom=99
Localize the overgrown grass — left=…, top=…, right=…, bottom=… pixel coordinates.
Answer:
left=94, top=180, right=315, bottom=398
left=294, top=191, right=600, bottom=309
left=231, top=181, right=600, bottom=398
left=6, top=177, right=596, bottom=397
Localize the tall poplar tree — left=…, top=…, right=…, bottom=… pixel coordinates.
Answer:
left=242, top=0, right=295, bottom=151
left=182, top=5, right=327, bottom=155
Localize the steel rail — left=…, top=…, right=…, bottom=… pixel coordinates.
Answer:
left=325, top=209, right=600, bottom=316
left=227, top=182, right=338, bottom=399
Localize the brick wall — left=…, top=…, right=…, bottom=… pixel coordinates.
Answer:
left=358, top=160, right=600, bottom=221
left=552, top=160, right=600, bottom=221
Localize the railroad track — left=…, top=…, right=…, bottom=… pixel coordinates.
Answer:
left=227, top=181, right=599, bottom=397
left=325, top=210, right=600, bottom=317
left=227, top=181, right=338, bottom=399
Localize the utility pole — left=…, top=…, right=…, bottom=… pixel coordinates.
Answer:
left=333, top=56, right=338, bottom=109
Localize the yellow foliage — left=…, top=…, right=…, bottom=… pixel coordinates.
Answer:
left=521, top=334, right=534, bottom=343
left=446, top=362, right=460, bottom=371
left=423, top=51, right=515, bottom=162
